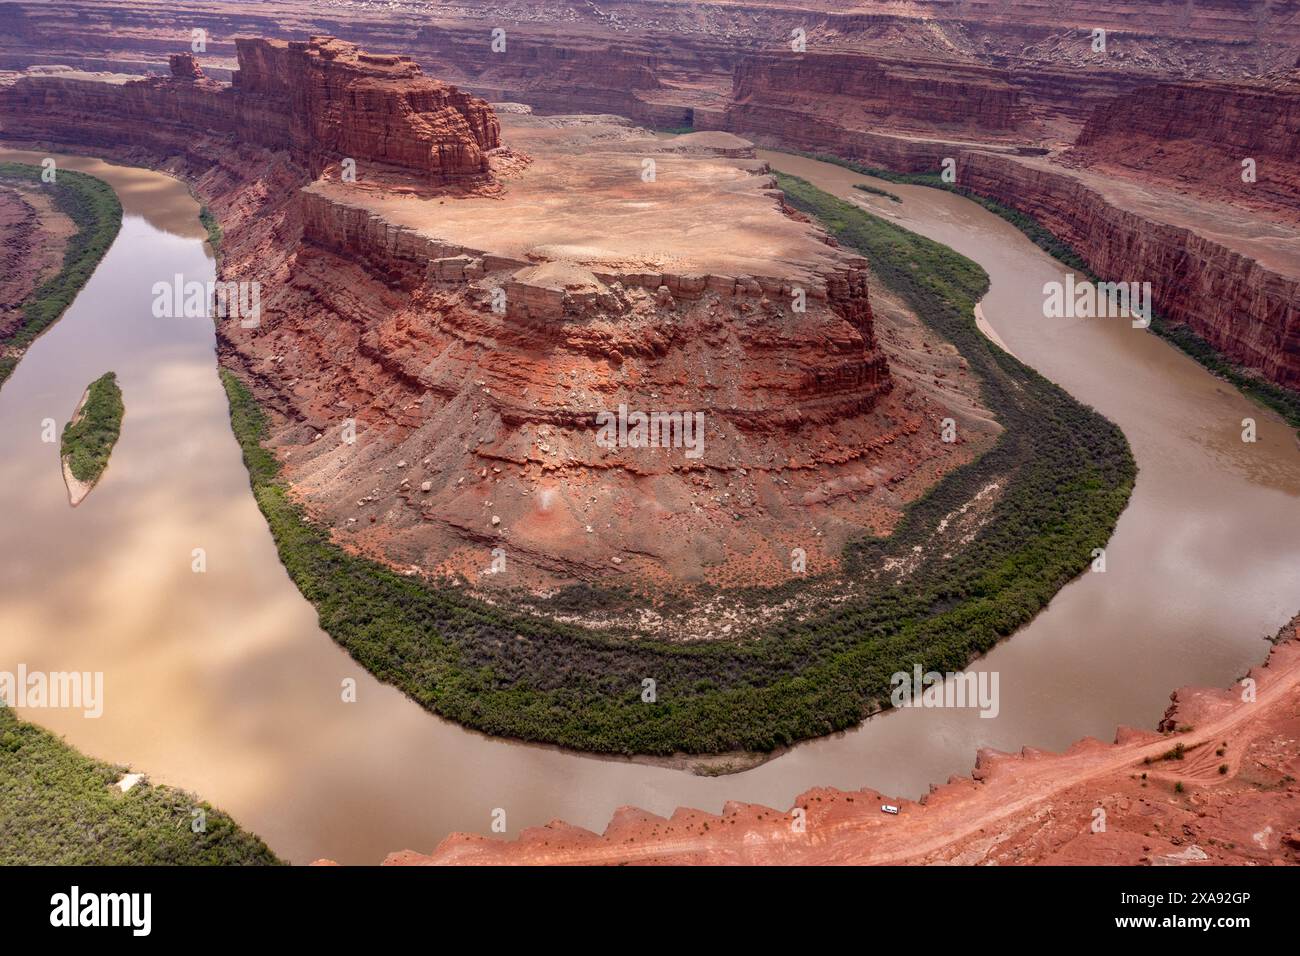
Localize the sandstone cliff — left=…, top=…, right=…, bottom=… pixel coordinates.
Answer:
left=727, top=52, right=1023, bottom=139
left=1066, top=76, right=1300, bottom=220
left=209, top=115, right=968, bottom=592
left=232, top=36, right=499, bottom=183
left=958, top=152, right=1300, bottom=391
left=6, top=0, right=1299, bottom=149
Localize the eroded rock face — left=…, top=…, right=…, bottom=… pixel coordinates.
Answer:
left=167, top=52, right=203, bottom=81
left=6, top=0, right=1299, bottom=146
left=233, top=36, right=499, bottom=182
left=729, top=53, right=1023, bottom=139
left=212, top=116, right=937, bottom=590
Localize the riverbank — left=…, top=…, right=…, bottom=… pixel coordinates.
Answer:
left=816, top=153, right=1300, bottom=437
left=0, top=162, right=121, bottom=391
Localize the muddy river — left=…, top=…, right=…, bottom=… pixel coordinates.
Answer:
left=1, top=147, right=1296, bottom=864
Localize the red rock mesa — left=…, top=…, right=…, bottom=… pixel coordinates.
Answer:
left=1, top=36, right=1000, bottom=593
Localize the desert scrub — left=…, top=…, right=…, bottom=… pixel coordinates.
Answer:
left=199, top=203, right=223, bottom=256
left=0, top=163, right=122, bottom=391
left=61, top=371, right=124, bottom=484
left=218, top=175, right=1134, bottom=757
left=0, top=706, right=280, bottom=865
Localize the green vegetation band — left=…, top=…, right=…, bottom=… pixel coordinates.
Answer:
left=0, top=706, right=279, bottom=865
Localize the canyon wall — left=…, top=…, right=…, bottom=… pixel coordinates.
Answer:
left=727, top=52, right=1023, bottom=138
left=959, top=152, right=1300, bottom=390
left=1067, top=76, right=1300, bottom=216
left=4, top=0, right=1300, bottom=146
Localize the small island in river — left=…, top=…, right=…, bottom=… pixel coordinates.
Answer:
left=61, top=370, right=123, bottom=506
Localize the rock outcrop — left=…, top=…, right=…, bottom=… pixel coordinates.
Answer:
left=168, top=51, right=203, bottom=81
left=208, top=114, right=956, bottom=591
left=232, top=36, right=499, bottom=182
left=0, top=35, right=500, bottom=187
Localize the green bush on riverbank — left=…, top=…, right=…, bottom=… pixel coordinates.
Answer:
left=61, top=371, right=124, bottom=485
left=199, top=203, right=222, bottom=256
left=220, top=174, right=1134, bottom=756
left=0, top=706, right=280, bottom=865
left=0, top=163, right=122, bottom=390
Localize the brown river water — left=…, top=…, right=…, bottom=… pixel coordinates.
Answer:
left=1, top=148, right=1297, bottom=864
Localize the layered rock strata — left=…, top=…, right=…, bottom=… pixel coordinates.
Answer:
left=232, top=36, right=499, bottom=182
left=216, top=116, right=946, bottom=589
left=727, top=53, right=1023, bottom=138
left=0, top=35, right=500, bottom=187
left=958, top=151, right=1300, bottom=390
left=6, top=0, right=1300, bottom=147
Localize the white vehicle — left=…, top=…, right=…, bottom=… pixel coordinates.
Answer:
left=880, top=804, right=900, bottom=815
